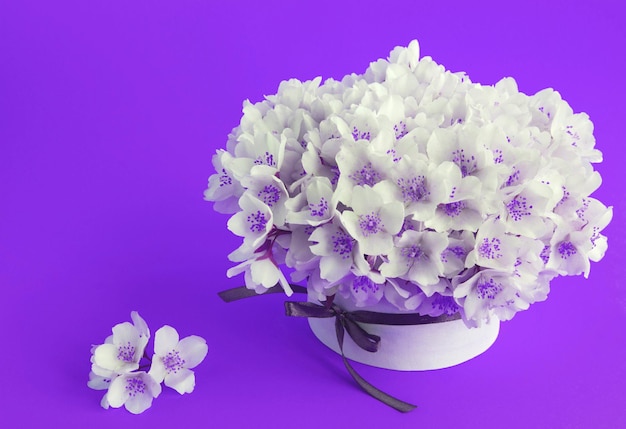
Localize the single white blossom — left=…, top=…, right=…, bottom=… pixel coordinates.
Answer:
left=285, top=176, right=336, bottom=226
left=149, top=326, right=208, bottom=395
left=340, top=185, right=404, bottom=256
left=92, top=311, right=150, bottom=376
left=380, top=230, right=448, bottom=288
left=227, top=192, right=274, bottom=250
left=105, top=371, right=161, bottom=414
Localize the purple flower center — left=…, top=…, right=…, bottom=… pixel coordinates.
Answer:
left=219, top=168, right=232, bottom=187
left=576, top=198, right=590, bottom=221
left=117, top=342, right=136, bottom=363
left=358, top=212, right=383, bottom=236
left=257, top=185, right=281, bottom=207
left=492, top=149, right=504, bottom=164
left=441, top=246, right=466, bottom=263
left=125, top=377, right=147, bottom=397
left=478, top=237, right=502, bottom=260
left=332, top=230, right=354, bottom=258
left=254, top=151, right=276, bottom=167
left=349, top=162, right=381, bottom=187
left=590, top=226, right=601, bottom=249
left=309, top=197, right=329, bottom=217
left=440, top=201, right=465, bottom=217
left=476, top=277, right=503, bottom=300
left=386, top=148, right=401, bottom=163
left=558, top=241, right=577, bottom=259
left=401, top=245, right=424, bottom=260
left=432, top=295, right=460, bottom=316
left=247, top=210, right=268, bottom=232
left=506, top=196, right=533, bottom=221
left=397, top=176, right=428, bottom=203
left=352, top=276, right=378, bottom=294
left=556, top=186, right=570, bottom=207
left=394, top=121, right=408, bottom=139
left=352, top=126, right=371, bottom=141
left=451, top=149, right=477, bottom=177
left=162, top=350, right=186, bottom=374
left=504, top=167, right=520, bottom=187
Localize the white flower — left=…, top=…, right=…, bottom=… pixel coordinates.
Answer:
left=105, top=372, right=161, bottom=414
left=384, top=278, right=427, bottom=311
left=500, top=181, right=555, bottom=238
left=417, top=291, right=463, bottom=317
left=423, top=162, right=484, bottom=232
left=373, top=156, right=448, bottom=222
left=309, top=218, right=365, bottom=283
left=149, top=326, right=208, bottom=395
left=440, top=231, right=475, bottom=278
left=92, top=311, right=150, bottom=376
left=340, top=185, right=404, bottom=256
left=284, top=225, right=319, bottom=275
left=204, top=150, right=244, bottom=214
left=240, top=165, right=290, bottom=226
left=340, top=271, right=386, bottom=308
left=465, top=219, right=518, bottom=271
left=426, top=125, right=500, bottom=192
left=334, top=138, right=393, bottom=205
left=285, top=177, right=336, bottom=226
left=227, top=256, right=294, bottom=296
left=230, top=126, right=286, bottom=177
left=227, top=192, right=274, bottom=250
left=380, top=230, right=448, bottom=288
left=453, top=269, right=528, bottom=324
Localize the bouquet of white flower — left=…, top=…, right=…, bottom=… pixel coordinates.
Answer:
left=205, top=40, right=611, bottom=328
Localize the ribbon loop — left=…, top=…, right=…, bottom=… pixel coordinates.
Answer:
left=337, top=309, right=380, bottom=353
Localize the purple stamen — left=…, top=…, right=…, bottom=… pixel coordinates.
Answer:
left=257, top=185, right=281, bottom=207
left=358, top=212, right=383, bottom=236
left=247, top=210, right=268, bottom=232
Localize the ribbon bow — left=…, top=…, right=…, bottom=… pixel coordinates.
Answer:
left=219, top=284, right=461, bottom=413
left=284, top=300, right=414, bottom=412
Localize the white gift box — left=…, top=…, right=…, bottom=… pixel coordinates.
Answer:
left=307, top=292, right=500, bottom=371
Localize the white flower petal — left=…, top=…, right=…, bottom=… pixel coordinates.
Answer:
left=148, top=356, right=167, bottom=384
left=87, top=371, right=113, bottom=390
left=111, top=322, right=139, bottom=346
left=130, top=311, right=150, bottom=341
left=100, top=393, right=110, bottom=409
left=93, top=344, right=124, bottom=372
left=154, top=325, right=180, bottom=356
left=105, top=376, right=130, bottom=408
left=177, top=336, right=208, bottom=369
left=124, top=394, right=154, bottom=415
left=165, top=368, right=196, bottom=395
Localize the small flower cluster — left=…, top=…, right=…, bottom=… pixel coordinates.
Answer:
left=89, top=312, right=208, bottom=414
left=204, top=40, right=612, bottom=326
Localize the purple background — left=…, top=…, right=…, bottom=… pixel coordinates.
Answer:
left=2, top=1, right=625, bottom=427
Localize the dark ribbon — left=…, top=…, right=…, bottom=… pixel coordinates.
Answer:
left=218, top=284, right=461, bottom=413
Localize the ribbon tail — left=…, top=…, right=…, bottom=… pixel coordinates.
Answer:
left=335, top=318, right=417, bottom=413
left=218, top=284, right=307, bottom=302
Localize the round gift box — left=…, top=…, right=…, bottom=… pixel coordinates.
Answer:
left=307, top=292, right=500, bottom=371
